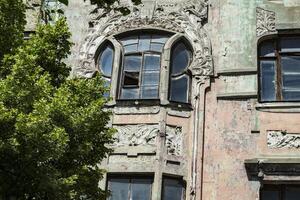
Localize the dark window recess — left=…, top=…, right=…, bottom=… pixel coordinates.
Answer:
left=259, top=36, right=300, bottom=102
left=107, top=177, right=152, bottom=200
left=162, top=177, right=185, bottom=200
left=98, top=43, right=114, bottom=97
left=261, top=184, right=300, bottom=200
left=169, top=41, right=192, bottom=103
left=119, top=34, right=170, bottom=100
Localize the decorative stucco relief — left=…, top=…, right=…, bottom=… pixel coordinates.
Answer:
left=256, top=7, right=276, bottom=37
left=112, top=124, right=159, bottom=147
left=166, top=126, right=183, bottom=156
left=75, top=0, right=212, bottom=79
left=267, top=130, right=300, bottom=148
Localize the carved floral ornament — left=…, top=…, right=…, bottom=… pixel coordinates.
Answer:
left=75, top=0, right=213, bottom=79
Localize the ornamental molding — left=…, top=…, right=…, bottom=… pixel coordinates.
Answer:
left=112, top=124, right=159, bottom=147
left=166, top=126, right=183, bottom=156
left=75, top=0, right=213, bottom=79
left=256, top=7, right=276, bottom=37
left=267, top=130, right=300, bottom=148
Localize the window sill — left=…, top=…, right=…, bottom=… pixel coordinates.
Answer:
left=255, top=102, right=300, bottom=113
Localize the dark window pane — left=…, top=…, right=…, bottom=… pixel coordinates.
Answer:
left=144, top=54, right=161, bottom=71
left=99, top=45, right=114, bottom=77
left=171, top=42, right=191, bottom=75
left=281, top=56, right=300, bottom=74
left=138, top=35, right=151, bottom=51
left=260, top=60, right=276, bottom=101
left=124, top=55, right=142, bottom=71
left=259, top=40, right=275, bottom=57
left=285, top=186, right=300, bottom=200
left=281, top=37, right=300, bottom=52
left=150, top=43, right=164, bottom=52
left=281, top=56, right=300, bottom=100
left=121, top=88, right=139, bottom=99
left=142, top=71, right=159, bottom=86
left=151, top=35, right=169, bottom=43
left=162, top=178, right=184, bottom=200
left=124, top=44, right=138, bottom=53
left=170, top=75, right=189, bottom=103
left=141, top=86, right=158, bottom=99
left=260, top=190, right=280, bottom=200
left=120, top=36, right=138, bottom=45
left=123, top=72, right=139, bottom=86
left=109, top=179, right=130, bottom=200
left=131, top=179, right=152, bottom=200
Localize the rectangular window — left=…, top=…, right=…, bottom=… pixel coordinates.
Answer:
left=162, top=177, right=185, bottom=200
left=107, top=176, right=153, bottom=200
left=259, top=36, right=300, bottom=102
left=261, top=184, right=300, bottom=200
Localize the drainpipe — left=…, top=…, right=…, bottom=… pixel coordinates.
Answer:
left=191, top=77, right=210, bottom=200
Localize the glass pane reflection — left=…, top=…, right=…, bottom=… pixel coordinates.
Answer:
left=171, top=42, right=191, bottom=75
left=109, top=179, right=130, bottom=200
left=260, top=60, right=276, bottom=102
left=162, top=178, right=184, bottom=200
left=99, top=45, right=114, bottom=77
left=170, top=75, right=189, bottom=103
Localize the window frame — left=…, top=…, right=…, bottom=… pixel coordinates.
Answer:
left=161, top=176, right=186, bottom=200
left=106, top=174, right=154, bottom=200
left=260, top=184, right=300, bottom=200
left=168, top=39, right=193, bottom=104
left=258, top=34, right=300, bottom=102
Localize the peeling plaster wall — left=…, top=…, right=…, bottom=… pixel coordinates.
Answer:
left=23, top=0, right=300, bottom=199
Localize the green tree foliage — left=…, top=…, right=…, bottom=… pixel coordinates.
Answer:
left=0, top=18, right=114, bottom=199
left=0, top=0, right=26, bottom=61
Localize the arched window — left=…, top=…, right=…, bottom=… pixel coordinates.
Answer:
left=118, top=33, right=170, bottom=100
left=169, top=41, right=192, bottom=103
left=259, top=36, right=300, bottom=102
left=97, top=42, right=114, bottom=95
left=95, top=31, right=194, bottom=104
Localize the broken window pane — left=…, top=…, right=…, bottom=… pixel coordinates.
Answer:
left=260, top=60, right=276, bottom=101
left=162, top=178, right=184, bottom=200
left=170, top=75, right=189, bottom=103
left=99, top=44, right=114, bottom=77
left=124, top=55, right=142, bottom=71
left=171, top=42, right=191, bottom=75
left=123, top=72, right=139, bottom=86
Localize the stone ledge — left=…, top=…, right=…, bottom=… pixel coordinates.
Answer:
left=217, top=68, right=257, bottom=75
left=256, top=102, right=300, bottom=113
left=245, top=157, right=300, bottom=181
left=217, top=92, right=257, bottom=99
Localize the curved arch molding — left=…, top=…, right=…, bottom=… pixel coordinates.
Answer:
left=74, top=0, right=213, bottom=79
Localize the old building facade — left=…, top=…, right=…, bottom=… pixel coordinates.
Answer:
left=25, top=0, right=300, bottom=199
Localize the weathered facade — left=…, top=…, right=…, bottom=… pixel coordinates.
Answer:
left=26, top=0, right=300, bottom=199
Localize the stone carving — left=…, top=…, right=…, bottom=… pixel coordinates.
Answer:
left=256, top=7, right=276, bottom=37
left=166, top=126, right=183, bottom=156
left=267, top=130, right=300, bottom=148
left=112, top=124, right=159, bottom=147
left=75, top=0, right=212, bottom=79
